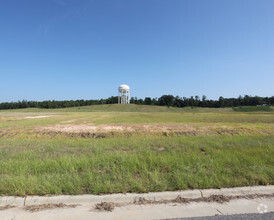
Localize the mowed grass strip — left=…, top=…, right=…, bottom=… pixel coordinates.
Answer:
left=0, top=135, right=273, bottom=196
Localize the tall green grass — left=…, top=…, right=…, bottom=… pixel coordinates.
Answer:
left=0, top=135, right=273, bottom=195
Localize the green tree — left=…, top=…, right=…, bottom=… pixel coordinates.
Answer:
left=144, top=97, right=152, bottom=105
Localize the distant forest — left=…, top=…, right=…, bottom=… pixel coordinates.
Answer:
left=0, top=95, right=273, bottom=110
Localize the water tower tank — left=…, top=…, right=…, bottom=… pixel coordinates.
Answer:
left=118, top=84, right=130, bottom=93
left=118, top=84, right=130, bottom=104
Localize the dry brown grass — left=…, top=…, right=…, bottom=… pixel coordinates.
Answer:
left=94, top=202, right=115, bottom=212
left=0, top=205, right=16, bottom=211
left=24, top=203, right=78, bottom=212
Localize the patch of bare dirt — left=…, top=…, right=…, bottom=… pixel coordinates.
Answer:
left=35, top=123, right=274, bottom=137
left=24, top=203, right=78, bottom=212
left=37, top=124, right=125, bottom=133
left=156, top=147, right=166, bottom=151
left=24, top=116, right=50, bottom=119
left=60, top=119, right=78, bottom=124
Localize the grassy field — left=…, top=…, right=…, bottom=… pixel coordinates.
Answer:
left=0, top=104, right=273, bottom=196
left=233, top=106, right=273, bottom=112
left=0, top=104, right=234, bottom=113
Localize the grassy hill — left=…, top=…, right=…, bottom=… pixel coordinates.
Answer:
left=61, top=104, right=236, bottom=112
left=1, top=104, right=273, bottom=113
left=0, top=104, right=234, bottom=113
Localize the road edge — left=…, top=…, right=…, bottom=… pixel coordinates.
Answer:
left=1, top=185, right=273, bottom=206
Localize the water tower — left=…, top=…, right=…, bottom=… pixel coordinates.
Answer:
left=118, top=84, right=130, bottom=104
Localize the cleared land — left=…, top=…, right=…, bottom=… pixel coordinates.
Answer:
left=0, top=104, right=273, bottom=195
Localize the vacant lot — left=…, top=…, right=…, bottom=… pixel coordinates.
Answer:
left=0, top=104, right=273, bottom=195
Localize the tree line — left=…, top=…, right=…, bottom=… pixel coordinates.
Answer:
left=0, top=95, right=273, bottom=110
left=131, top=95, right=274, bottom=108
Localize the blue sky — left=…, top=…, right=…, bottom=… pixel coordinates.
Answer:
left=0, top=0, right=273, bottom=102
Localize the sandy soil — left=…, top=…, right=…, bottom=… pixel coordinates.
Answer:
left=35, top=123, right=274, bottom=136
left=24, top=116, right=51, bottom=119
